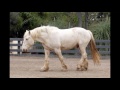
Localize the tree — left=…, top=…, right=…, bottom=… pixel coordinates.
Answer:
left=85, top=12, right=88, bottom=29
left=10, top=12, right=23, bottom=37
left=76, top=12, right=82, bottom=27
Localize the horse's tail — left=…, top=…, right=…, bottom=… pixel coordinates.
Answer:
left=88, top=31, right=101, bottom=65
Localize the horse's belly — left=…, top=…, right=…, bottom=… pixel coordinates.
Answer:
left=61, top=40, right=78, bottom=50
left=60, top=33, right=78, bottom=50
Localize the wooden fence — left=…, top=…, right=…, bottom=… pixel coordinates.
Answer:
left=10, top=38, right=110, bottom=56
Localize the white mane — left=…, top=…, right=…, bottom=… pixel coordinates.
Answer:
left=28, top=25, right=59, bottom=40
left=42, top=25, right=59, bottom=29
left=33, top=25, right=59, bottom=31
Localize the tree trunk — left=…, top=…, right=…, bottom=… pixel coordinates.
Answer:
left=85, top=12, right=88, bottom=29
left=77, top=12, right=82, bottom=27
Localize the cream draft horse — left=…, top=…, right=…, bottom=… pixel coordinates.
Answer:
left=22, top=26, right=100, bottom=71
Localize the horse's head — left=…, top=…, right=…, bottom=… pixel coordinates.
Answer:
left=22, top=30, right=34, bottom=52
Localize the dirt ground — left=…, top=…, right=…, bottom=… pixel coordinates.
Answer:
left=10, top=55, right=110, bottom=78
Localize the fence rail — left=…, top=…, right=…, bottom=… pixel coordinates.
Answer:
left=10, top=38, right=110, bottom=56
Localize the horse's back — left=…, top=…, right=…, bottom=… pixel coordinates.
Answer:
left=73, top=27, right=91, bottom=38
left=56, top=27, right=85, bottom=50
left=37, top=26, right=92, bottom=50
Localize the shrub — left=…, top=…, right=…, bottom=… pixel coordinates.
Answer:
left=88, top=18, right=110, bottom=40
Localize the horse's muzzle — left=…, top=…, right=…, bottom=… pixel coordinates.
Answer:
left=22, top=49, right=28, bottom=53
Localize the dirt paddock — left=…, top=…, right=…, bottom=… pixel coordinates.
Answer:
left=10, top=55, right=110, bottom=78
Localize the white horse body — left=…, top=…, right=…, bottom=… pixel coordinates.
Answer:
left=31, top=26, right=91, bottom=50
left=22, top=26, right=100, bottom=71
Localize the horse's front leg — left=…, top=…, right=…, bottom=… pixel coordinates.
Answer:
left=40, top=48, right=50, bottom=72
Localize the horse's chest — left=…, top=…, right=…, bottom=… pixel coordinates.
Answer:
left=42, top=42, right=53, bottom=50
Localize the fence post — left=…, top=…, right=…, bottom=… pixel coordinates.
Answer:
left=18, top=40, right=20, bottom=54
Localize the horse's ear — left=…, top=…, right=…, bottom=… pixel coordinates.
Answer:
left=26, top=30, right=28, bottom=32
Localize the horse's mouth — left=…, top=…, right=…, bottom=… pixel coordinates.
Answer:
left=22, top=49, right=28, bottom=53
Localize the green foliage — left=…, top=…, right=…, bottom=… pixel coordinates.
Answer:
left=69, top=12, right=78, bottom=27
left=10, top=12, right=23, bottom=32
left=41, top=12, right=78, bottom=29
left=19, top=12, right=43, bottom=29
left=88, top=18, right=110, bottom=40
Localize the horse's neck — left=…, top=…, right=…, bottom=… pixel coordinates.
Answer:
left=30, top=29, right=45, bottom=43
left=30, top=29, right=38, bottom=41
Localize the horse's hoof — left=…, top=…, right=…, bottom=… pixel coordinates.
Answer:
left=79, top=67, right=88, bottom=71
left=40, top=67, right=49, bottom=72
left=63, top=64, right=67, bottom=69
left=76, top=64, right=80, bottom=71
left=76, top=65, right=88, bottom=71
left=76, top=67, right=80, bottom=71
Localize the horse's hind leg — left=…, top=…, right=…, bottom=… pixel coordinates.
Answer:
left=77, top=45, right=88, bottom=71
left=54, top=48, right=67, bottom=71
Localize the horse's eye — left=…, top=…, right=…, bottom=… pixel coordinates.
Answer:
left=26, top=39, right=28, bottom=40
